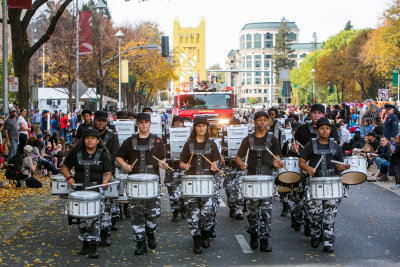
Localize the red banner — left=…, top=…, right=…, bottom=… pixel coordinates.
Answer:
left=79, top=11, right=93, bottom=55
left=8, top=0, right=32, bottom=9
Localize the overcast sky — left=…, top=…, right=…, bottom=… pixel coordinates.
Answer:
left=107, top=0, right=389, bottom=68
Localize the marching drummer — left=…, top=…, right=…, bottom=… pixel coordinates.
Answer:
left=115, top=112, right=169, bottom=256
left=165, top=115, right=186, bottom=221
left=235, top=111, right=284, bottom=252
left=293, top=103, right=340, bottom=236
left=298, top=117, right=349, bottom=253
left=179, top=116, right=221, bottom=254
left=61, top=129, right=112, bottom=258
left=93, top=110, right=121, bottom=231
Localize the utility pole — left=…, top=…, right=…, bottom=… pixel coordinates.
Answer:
left=2, top=0, right=8, bottom=114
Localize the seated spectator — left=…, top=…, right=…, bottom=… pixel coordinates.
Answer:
left=21, top=145, right=42, bottom=188
left=31, top=139, right=60, bottom=175
left=337, top=122, right=351, bottom=152
left=360, top=119, right=374, bottom=138
left=366, top=132, right=380, bottom=151
left=372, top=117, right=384, bottom=137
left=350, top=130, right=365, bottom=151
left=370, top=136, right=391, bottom=181
left=389, top=135, right=400, bottom=189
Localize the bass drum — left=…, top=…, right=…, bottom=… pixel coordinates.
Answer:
left=340, top=156, right=367, bottom=185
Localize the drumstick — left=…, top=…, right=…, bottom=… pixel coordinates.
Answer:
left=85, top=181, right=120, bottom=190
left=184, top=152, right=194, bottom=175
left=265, top=147, right=288, bottom=171
left=295, top=140, right=304, bottom=149
left=331, top=160, right=357, bottom=168
left=201, top=154, right=226, bottom=176
left=131, top=158, right=138, bottom=168
left=152, top=155, right=175, bottom=172
left=244, top=148, right=249, bottom=164
left=314, top=155, right=325, bottom=171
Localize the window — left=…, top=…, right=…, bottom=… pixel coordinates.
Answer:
left=246, top=33, right=252, bottom=49
left=245, top=89, right=248, bottom=94
left=264, top=97, right=268, bottom=102
left=254, top=55, right=261, bottom=69
left=300, top=53, right=307, bottom=58
left=289, top=53, right=297, bottom=58
left=258, top=89, right=262, bottom=93
left=47, top=99, right=52, bottom=105
left=289, top=32, right=297, bottom=41
left=264, top=33, right=273, bottom=48
left=241, top=35, right=245, bottom=49
left=264, top=55, right=271, bottom=68
left=179, top=93, right=232, bottom=110
left=241, top=56, right=245, bottom=68
left=253, top=89, right=257, bottom=94
left=246, top=55, right=252, bottom=69
left=264, top=77, right=270, bottom=85
left=255, top=71, right=261, bottom=76
left=246, top=73, right=252, bottom=85
left=264, top=89, right=268, bottom=93
left=254, top=33, right=261, bottom=48
left=255, top=78, right=261, bottom=85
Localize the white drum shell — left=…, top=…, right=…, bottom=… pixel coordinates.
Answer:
left=341, top=156, right=367, bottom=185
left=104, top=181, right=119, bottom=198
left=242, top=175, right=274, bottom=199
left=181, top=175, right=214, bottom=197
left=51, top=175, right=71, bottom=195
left=68, top=191, right=101, bottom=218
left=126, top=174, right=159, bottom=199
left=277, top=157, right=301, bottom=183
left=115, top=174, right=128, bottom=196
left=309, top=177, right=343, bottom=200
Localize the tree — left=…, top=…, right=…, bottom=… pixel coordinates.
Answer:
left=249, top=97, right=259, bottom=105
left=274, top=17, right=296, bottom=73
left=311, top=32, right=318, bottom=52
left=344, top=20, right=353, bottom=31
left=7, top=0, right=74, bottom=108
left=208, top=63, right=225, bottom=82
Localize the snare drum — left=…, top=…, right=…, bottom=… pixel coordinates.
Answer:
left=181, top=175, right=214, bottom=198
left=340, top=156, right=367, bottom=185
left=68, top=191, right=101, bottom=218
left=309, top=177, right=343, bottom=200
left=103, top=180, right=119, bottom=199
left=51, top=175, right=71, bottom=195
left=242, top=175, right=274, bottom=199
left=126, top=174, right=159, bottom=199
left=276, top=157, right=301, bottom=184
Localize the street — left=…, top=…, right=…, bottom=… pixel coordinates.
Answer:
left=0, top=181, right=399, bottom=266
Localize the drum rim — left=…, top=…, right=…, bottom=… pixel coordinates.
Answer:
left=68, top=191, right=101, bottom=200
left=182, top=175, right=215, bottom=179
left=127, top=174, right=159, bottom=180
left=52, top=176, right=67, bottom=181
left=341, top=172, right=367, bottom=185
left=309, top=177, right=342, bottom=182
left=242, top=175, right=274, bottom=182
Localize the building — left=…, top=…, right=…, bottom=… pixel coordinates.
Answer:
left=225, top=22, right=322, bottom=106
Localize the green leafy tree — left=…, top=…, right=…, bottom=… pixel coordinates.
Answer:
left=249, top=97, right=259, bottom=105
left=274, top=17, right=296, bottom=73
left=344, top=20, right=353, bottom=31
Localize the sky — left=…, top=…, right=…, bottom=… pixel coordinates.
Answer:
left=107, top=0, right=390, bottom=69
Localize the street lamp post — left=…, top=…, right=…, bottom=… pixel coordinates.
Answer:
left=115, top=30, right=124, bottom=111
left=95, top=0, right=107, bottom=110
left=311, top=68, right=316, bottom=101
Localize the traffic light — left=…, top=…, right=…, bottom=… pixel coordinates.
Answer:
left=283, top=81, right=291, bottom=97
left=161, top=36, right=169, bottom=57
left=329, top=82, right=334, bottom=93
left=96, top=78, right=101, bottom=94
left=278, top=98, right=282, bottom=103
left=312, top=98, right=316, bottom=103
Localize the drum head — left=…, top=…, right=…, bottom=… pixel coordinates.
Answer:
left=59, top=195, right=68, bottom=199
left=293, top=187, right=300, bottom=192
left=341, top=172, right=367, bottom=185
left=69, top=191, right=100, bottom=200
left=277, top=186, right=291, bottom=193
left=278, top=172, right=301, bottom=184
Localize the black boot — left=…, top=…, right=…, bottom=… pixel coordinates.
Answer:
left=201, top=230, right=210, bottom=248
left=111, top=217, right=118, bottom=231
left=280, top=202, right=288, bottom=217
left=79, top=241, right=90, bottom=255
left=311, top=237, right=320, bottom=248
left=99, top=229, right=111, bottom=247
left=124, top=204, right=131, bottom=219
left=323, top=246, right=334, bottom=253
left=229, top=209, right=235, bottom=218
left=259, top=239, right=272, bottom=252
left=304, top=223, right=311, bottom=236
left=135, top=240, right=147, bottom=255
left=294, top=223, right=302, bottom=231
left=250, top=233, right=259, bottom=249
left=208, top=227, right=216, bottom=238
left=89, top=241, right=99, bottom=258
left=181, top=209, right=187, bottom=219
left=147, top=232, right=157, bottom=249
left=193, top=235, right=203, bottom=254
left=172, top=210, right=179, bottom=221
left=235, top=213, right=244, bottom=220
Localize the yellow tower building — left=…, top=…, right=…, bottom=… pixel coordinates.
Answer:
left=173, top=17, right=206, bottom=88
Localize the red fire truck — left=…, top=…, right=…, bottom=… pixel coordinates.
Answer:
left=173, top=88, right=235, bottom=125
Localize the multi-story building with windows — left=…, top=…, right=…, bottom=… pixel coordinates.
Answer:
left=225, top=22, right=322, bottom=106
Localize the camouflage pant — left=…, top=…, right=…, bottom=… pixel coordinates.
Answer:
left=279, top=191, right=295, bottom=212
left=128, top=196, right=161, bottom=241
left=306, top=199, right=341, bottom=247
left=211, top=174, right=222, bottom=226
left=246, top=198, right=272, bottom=240
left=78, top=217, right=100, bottom=242
left=223, top=169, right=244, bottom=215
left=110, top=199, right=120, bottom=219
left=186, top=197, right=215, bottom=236
left=165, top=170, right=184, bottom=213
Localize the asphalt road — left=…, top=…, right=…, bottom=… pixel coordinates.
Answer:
left=0, top=181, right=399, bottom=266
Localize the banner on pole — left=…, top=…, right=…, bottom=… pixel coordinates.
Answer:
left=121, top=60, right=129, bottom=83
left=79, top=12, right=93, bottom=55
left=9, top=0, right=32, bottom=9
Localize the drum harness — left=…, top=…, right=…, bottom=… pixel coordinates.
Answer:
left=102, top=130, right=113, bottom=146
left=77, top=148, right=104, bottom=188
left=189, top=138, right=212, bottom=175
left=249, top=132, right=273, bottom=175
left=131, top=134, right=157, bottom=174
